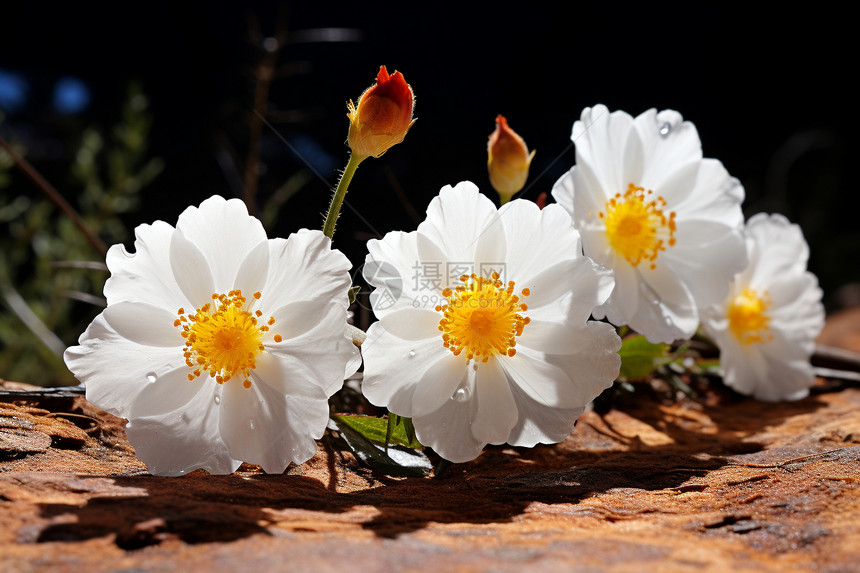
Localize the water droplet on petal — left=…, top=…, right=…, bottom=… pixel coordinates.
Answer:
left=408, top=349, right=416, bottom=358
left=214, top=395, right=221, bottom=405
left=146, top=372, right=158, bottom=383
left=659, top=122, right=671, bottom=137
left=248, top=419, right=256, bottom=430
left=452, top=384, right=471, bottom=402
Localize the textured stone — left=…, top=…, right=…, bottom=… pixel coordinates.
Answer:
left=1, top=307, right=860, bottom=572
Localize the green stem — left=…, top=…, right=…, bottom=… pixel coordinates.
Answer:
left=323, top=153, right=364, bottom=240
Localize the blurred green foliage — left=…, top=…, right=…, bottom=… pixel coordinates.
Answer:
left=0, top=84, right=162, bottom=386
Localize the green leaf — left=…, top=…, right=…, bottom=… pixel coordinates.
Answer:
left=333, top=414, right=422, bottom=449
left=331, top=416, right=431, bottom=477
left=401, top=417, right=417, bottom=446
left=696, top=358, right=722, bottom=374
left=348, top=285, right=361, bottom=305
left=618, top=334, right=671, bottom=380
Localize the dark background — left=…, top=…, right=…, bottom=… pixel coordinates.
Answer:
left=2, top=1, right=857, bottom=310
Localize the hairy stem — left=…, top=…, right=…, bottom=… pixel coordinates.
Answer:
left=322, top=153, right=363, bottom=240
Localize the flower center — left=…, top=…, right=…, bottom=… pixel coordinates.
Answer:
left=175, top=290, right=278, bottom=389
left=727, top=287, right=772, bottom=345
left=599, top=183, right=676, bottom=270
left=436, top=272, right=530, bottom=363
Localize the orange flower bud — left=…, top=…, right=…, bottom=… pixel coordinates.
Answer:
left=487, top=115, right=535, bottom=203
left=347, top=66, right=415, bottom=160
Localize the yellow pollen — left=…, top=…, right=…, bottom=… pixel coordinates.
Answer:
left=175, top=290, right=281, bottom=388
left=437, top=273, right=529, bottom=363
left=728, top=287, right=772, bottom=345
left=600, top=183, right=676, bottom=270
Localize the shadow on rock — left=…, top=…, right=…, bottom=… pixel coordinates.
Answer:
left=33, top=474, right=339, bottom=549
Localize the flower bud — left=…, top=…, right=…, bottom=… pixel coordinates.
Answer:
left=487, top=115, right=535, bottom=203
left=347, top=66, right=415, bottom=160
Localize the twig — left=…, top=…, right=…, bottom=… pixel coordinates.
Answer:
left=243, top=13, right=287, bottom=215
left=0, top=384, right=85, bottom=403
left=813, top=344, right=860, bottom=372
left=0, top=278, right=66, bottom=358
left=0, top=136, right=108, bottom=257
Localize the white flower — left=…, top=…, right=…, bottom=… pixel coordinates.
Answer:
left=552, top=104, right=748, bottom=343
left=700, top=213, right=824, bottom=401
left=64, top=196, right=359, bottom=475
left=361, top=182, right=621, bottom=463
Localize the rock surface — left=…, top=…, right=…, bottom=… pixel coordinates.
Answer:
left=2, top=308, right=860, bottom=572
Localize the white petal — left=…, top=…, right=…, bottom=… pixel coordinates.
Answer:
left=635, top=108, right=703, bottom=193
left=250, top=351, right=332, bottom=400
left=219, top=373, right=328, bottom=472
left=571, top=105, right=636, bottom=196
left=631, top=264, right=698, bottom=342
left=361, top=316, right=448, bottom=417
left=412, top=392, right=483, bottom=463
left=473, top=215, right=507, bottom=278
left=129, top=367, right=207, bottom=418
left=744, top=213, right=809, bottom=287
left=506, top=381, right=585, bottom=448
left=503, top=324, right=618, bottom=411
left=102, top=302, right=183, bottom=347
left=364, top=307, right=441, bottom=341
left=65, top=314, right=185, bottom=418
left=497, top=201, right=581, bottom=285
left=174, top=196, right=268, bottom=292
left=169, top=230, right=216, bottom=307
left=126, top=382, right=240, bottom=476
left=232, top=239, right=270, bottom=300
left=570, top=159, right=614, bottom=225
left=770, top=278, right=825, bottom=351
left=647, top=159, right=700, bottom=207
left=417, top=182, right=498, bottom=264
left=525, top=255, right=614, bottom=324
left=596, top=258, right=640, bottom=326
left=364, top=231, right=421, bottom=318
left=518, top=318, right=592, bottom=356
left=472, top=358, right=518, bottom=445
left=104, top=220, right=188, bottom=310
left=579, top=223, right=614, bottom=269
left=545, top=321, right=622, bottom=398
left=550, top=170, right=575, bottom=216
left=415, top=231, right=456, bottom=291
left=674, top=159, right=745, bottom=228
left=266, top=302, right=358, bottom=397
left=260, top=230, right=352, bottom=312
left=663, top=220, right=747, bottom=307
left=410, top=353, right=469, bottom=417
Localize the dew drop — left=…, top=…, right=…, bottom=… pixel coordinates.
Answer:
left=408, top=349, right=416, bottom=358
left=146, top=372, right=158, bottom=383
left=452, top=385, right=471, bottom=402
left=214, top=395, right=221, bottom=405
left=248, top=419, right=256, bottom=430
left=659, top=122, right=671, bottom=137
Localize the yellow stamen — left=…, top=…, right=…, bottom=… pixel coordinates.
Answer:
left=728, top=287, right=772, bottom=345
left=437, top=273, right=529, bottom=363
left=600, top=183, right=676, bottom=270
left=176, top=290, right=281, bottom=387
